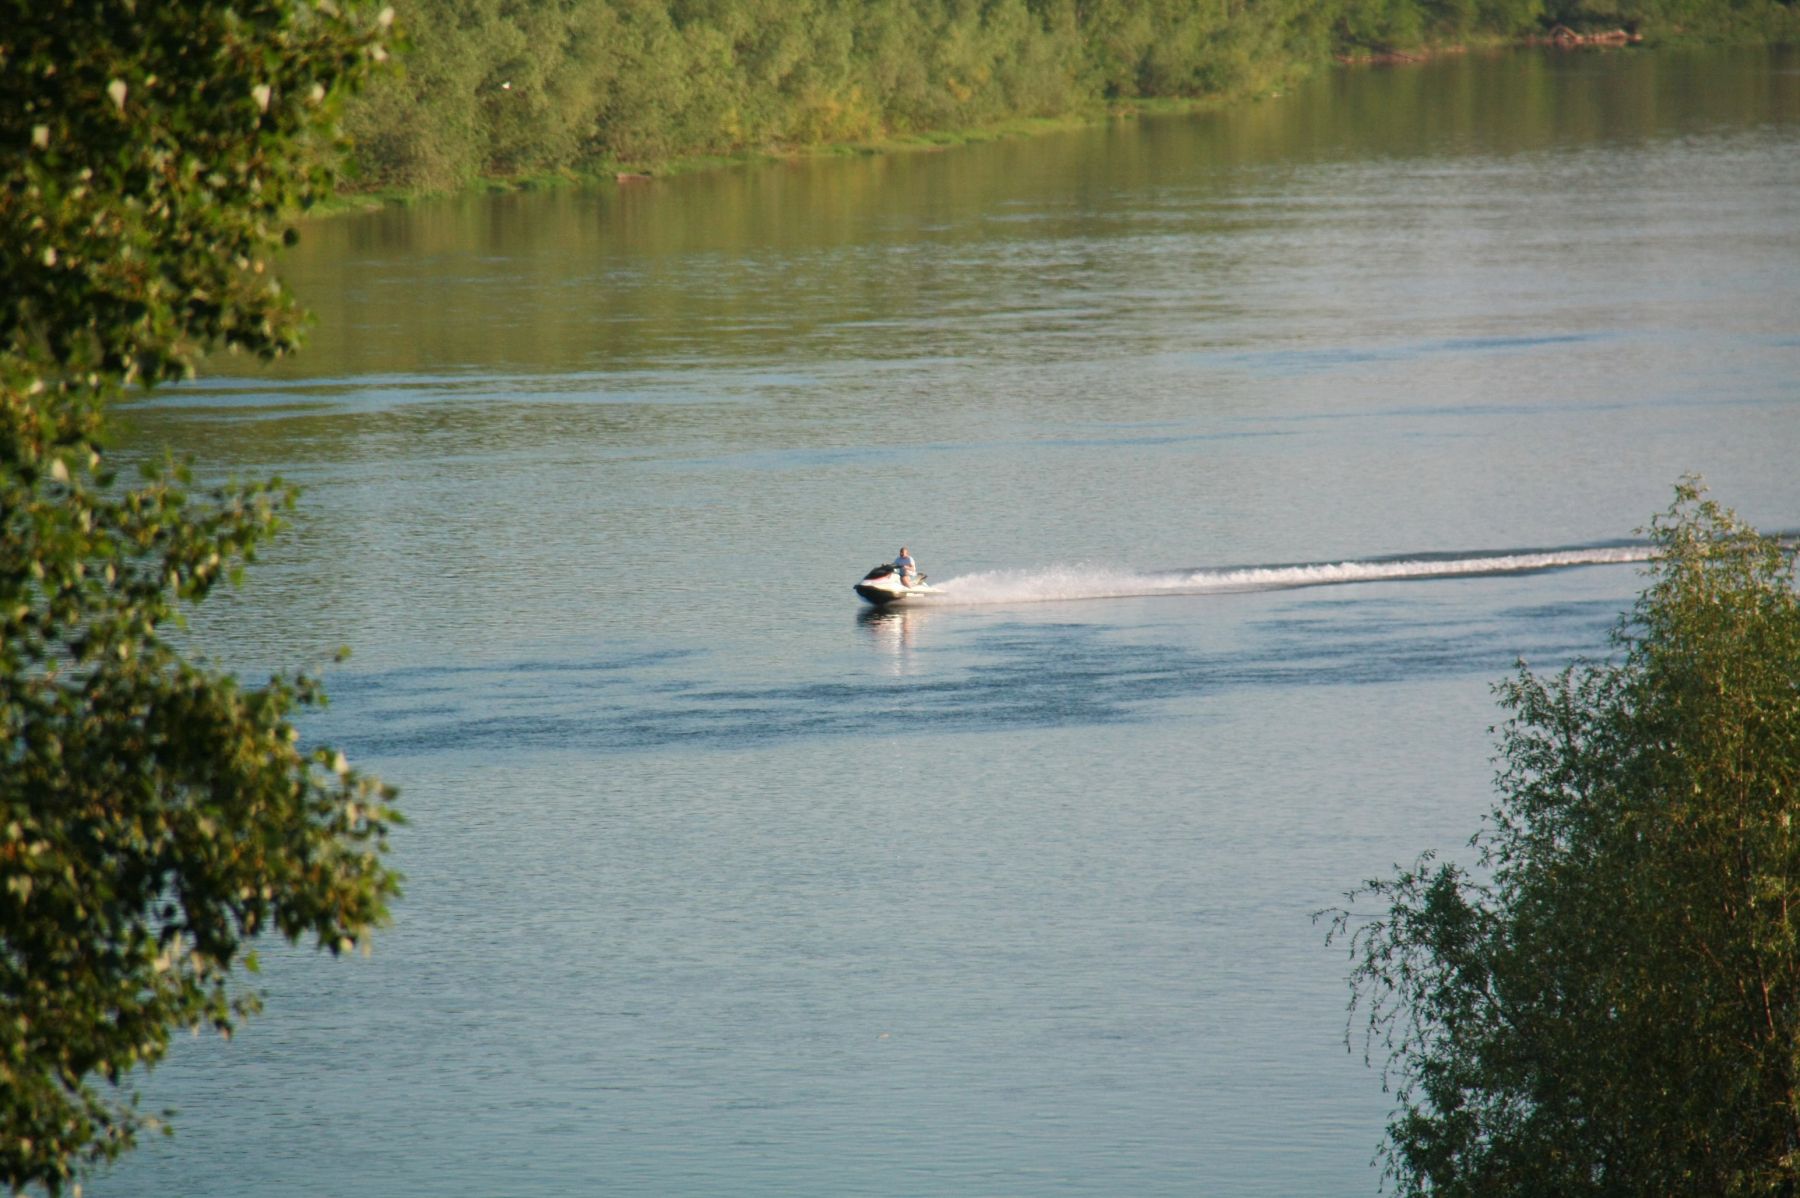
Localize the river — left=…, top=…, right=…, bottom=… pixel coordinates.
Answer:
left=100, top=45, right=1798, bottom=1196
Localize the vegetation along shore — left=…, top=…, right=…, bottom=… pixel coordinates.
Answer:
left=343, top=0, right=1800, bottom=196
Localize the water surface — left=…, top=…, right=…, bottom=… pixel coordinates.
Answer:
left=102, top=46, right=1800, bottom=1196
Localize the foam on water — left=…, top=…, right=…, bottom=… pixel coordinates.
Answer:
left=931, top=544, right=1653, bottom=606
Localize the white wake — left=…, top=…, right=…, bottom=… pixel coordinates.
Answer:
left=929, top=545, right=1652, bottom=606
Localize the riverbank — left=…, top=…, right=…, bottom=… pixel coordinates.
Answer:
left=325, top=99, right=1251, bottom=211
left=325, top=0, right=1451, bottom=197
left=327, top=66, right=1316, bottom=212
left=327, top=5, right=1795, bottom=211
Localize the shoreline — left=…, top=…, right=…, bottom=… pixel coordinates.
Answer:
left=316, top=33, right=1768, bottom=215
left=317, top=98, right=1253, bottom=214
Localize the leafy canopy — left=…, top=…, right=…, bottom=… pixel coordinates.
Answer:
left=2, top=2, right=400, bottom=1192
left=1327, top=480, right=1800, bottom=1196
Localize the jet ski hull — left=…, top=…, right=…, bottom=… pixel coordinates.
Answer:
left=855, top=582, right=940, bottom=606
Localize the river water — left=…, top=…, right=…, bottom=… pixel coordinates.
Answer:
left=101, top=47, right=1798, bottom=1196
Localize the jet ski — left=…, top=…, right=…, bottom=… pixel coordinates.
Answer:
left=853, top=563, right=943, bottom=606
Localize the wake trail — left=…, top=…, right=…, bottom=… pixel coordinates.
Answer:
left=929, top=544, right=1653, bottom=606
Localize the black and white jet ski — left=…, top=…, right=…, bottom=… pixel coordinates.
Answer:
left=853, top=563, right=943, bottom=607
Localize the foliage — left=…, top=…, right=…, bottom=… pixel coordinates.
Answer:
left=1326, top=481, right=1800, bottom=1196
left=1, top=1, right=401, bottom=1192
left=339, top=0, right=1799, bottom=191
left=327, top=0, right=1432, bottom=190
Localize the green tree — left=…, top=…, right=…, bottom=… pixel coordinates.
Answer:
left=1, top=2, right=402, bottom=1192
left=1326, top=480, right=1800, bottom=1196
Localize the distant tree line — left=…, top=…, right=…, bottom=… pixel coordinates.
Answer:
left=345, top=0, right=1800, bottom=192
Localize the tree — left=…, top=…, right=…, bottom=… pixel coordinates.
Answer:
left=2, top=2, right=401, bottom=1192
left=1325, top=480, right=1800, bottom=1196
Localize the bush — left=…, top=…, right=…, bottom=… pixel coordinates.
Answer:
left=1326, top=480, right=1800, bottom=1196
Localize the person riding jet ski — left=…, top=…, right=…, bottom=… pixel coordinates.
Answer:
left=894, top=546, right=919, bottom=587
left=854, top=546, right=939, bottom=605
